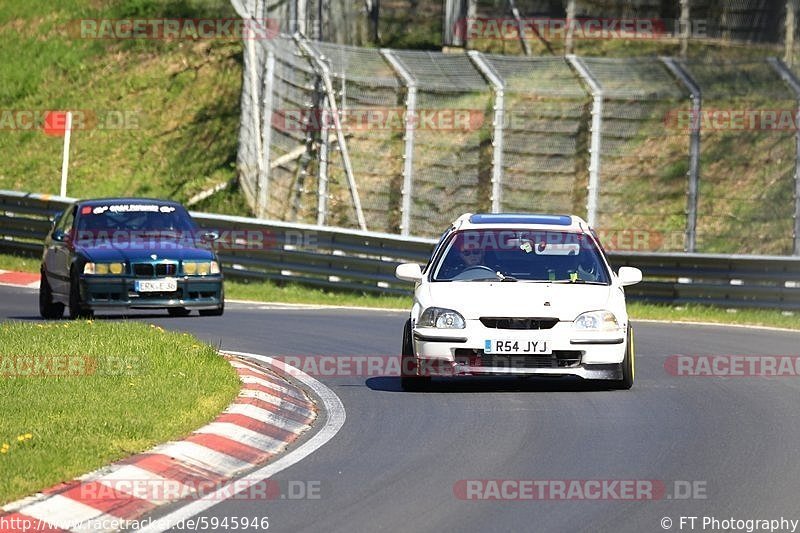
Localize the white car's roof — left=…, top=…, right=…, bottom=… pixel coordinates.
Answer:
left=452, top=213, right=590, bottom=233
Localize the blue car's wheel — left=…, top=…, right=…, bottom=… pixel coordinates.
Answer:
left=39, top=270, right=64, bottom=320
left=68, top=269, right=93, bottom=320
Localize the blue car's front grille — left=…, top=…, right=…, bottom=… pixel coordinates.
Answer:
left=132, top=262, right=178, bottom=277
left=133, top=263, right=153, bottom=276
left=156, top=263, right=177, bottom=276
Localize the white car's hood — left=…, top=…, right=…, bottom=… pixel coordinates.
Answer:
left=420, top=281, right=613, bottom=321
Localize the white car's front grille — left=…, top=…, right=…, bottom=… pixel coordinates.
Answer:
left=455, top=349, right=582, bottom=369
left=479, top=317, right=559, bottom=330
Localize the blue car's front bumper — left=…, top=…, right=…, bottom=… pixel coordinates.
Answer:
left=80, top=275, right=223, bottom=309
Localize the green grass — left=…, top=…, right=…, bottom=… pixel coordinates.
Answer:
left=627, top=302, right=799, bottom=330
left=225, top=279, right=411, bottom=309
left=0, top=0, right=246, bottom=214
left=0, top=320, right=240, bottom=504
left=0, top=253, right=39, bottom=274
left=0, top=0, right=795, bottom=254
left=1, top=252, right=798, bottom=327
left=227, top=279, right=800, bottom=330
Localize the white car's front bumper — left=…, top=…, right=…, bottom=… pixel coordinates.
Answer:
left=410, top=319, right=627, bottom=379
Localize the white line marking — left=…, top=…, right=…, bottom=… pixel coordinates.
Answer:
left=225, top=298, right=406, bottom=313
left=136, top=351, right=346, bottom=533
left=632, top=318, right=800, bottom=333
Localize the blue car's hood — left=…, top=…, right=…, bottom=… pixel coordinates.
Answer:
left=76, top=240, right=216, bottom=263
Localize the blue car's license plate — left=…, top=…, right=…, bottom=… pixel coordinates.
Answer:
left=135, top=279, right=177, bottom=292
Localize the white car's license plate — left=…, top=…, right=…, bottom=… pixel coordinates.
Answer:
left=135, top=278, right=177, bottom=292
left=485, top=339, right=552, bottom=355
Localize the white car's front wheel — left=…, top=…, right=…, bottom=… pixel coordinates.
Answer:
left=611, top=326, right=635, bottom=390
left=400, top=319, right=430, bottom=392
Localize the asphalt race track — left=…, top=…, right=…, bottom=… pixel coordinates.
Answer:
left=3, top=285, right=800, bottom=533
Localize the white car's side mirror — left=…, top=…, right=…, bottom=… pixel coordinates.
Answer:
left=617, top=266, right=643, bottom=286
left=395, top=263, right=423, bottom=283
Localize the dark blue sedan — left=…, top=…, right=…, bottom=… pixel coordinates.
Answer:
left=39, top=198, right=224, bottom=319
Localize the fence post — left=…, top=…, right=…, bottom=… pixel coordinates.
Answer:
left=565, top=0, right=576, bottom=55
left=258, top=48, right=275, bottom=219
left=468, top=51, right=505, bottom=213
left=295, top=35, right=367, bottom=230
left=245, top=36, right=265, bottom=218
left=444, top=0, right=466, bottom=47
left=567, top=55, right=602, bottom=228
left=679, top=0, right=691, bottom=59
left=381, top=49, right=417, bottom=236
left=787, top=1, right=797, bottom=67
left=768, top=57, right=800, bottom=255
left=317, top=100, right=330, bottom=226
left=661, top=57, right=701, bottom=253
left=507, top=0, right=532, bottom=56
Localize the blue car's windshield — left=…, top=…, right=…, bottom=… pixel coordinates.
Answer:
left=432, top=229, right=610, bottom=284
left=75, top=203, right=196, bottom=235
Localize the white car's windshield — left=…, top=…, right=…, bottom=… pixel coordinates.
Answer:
left=432, top=229, right=610, bottom=284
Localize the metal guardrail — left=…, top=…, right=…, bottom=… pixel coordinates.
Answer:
left=0, top=191, right=434, bottom=296
left=2, top=190, right=800, bottom=309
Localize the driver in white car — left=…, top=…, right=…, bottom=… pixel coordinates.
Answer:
left=438, top=237, right=497, bottom=279
left=460, top=241, right=484, bottom=268
left=576, top=252, right=600, bottom=281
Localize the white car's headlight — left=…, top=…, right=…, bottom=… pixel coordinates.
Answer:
left=574, top=310, right=620, bottom=331
left=419, top=307, right=465, bottom=329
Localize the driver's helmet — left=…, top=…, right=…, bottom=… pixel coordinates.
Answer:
left=454, top=234, right=484, bottom=264
left=576, top=251, right=598, bottom=278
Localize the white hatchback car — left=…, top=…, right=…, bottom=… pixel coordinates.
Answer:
left=395, top=213, right=642, bottom=391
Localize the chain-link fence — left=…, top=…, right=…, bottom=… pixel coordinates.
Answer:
left=229, top=0, right=800, bottom=255
left=466, top=0, right=790, bottom=56
left=387, top=50, right=493, bottom=235
left=679, top=58, right=797, bottom=254
left=580, top=57, right=690, bottom=252
left=479, top=54, right=588, bottom=216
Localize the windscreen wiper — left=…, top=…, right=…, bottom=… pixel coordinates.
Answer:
left=550, top=278, right=608, bottom=285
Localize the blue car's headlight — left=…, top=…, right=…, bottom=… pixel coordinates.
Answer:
left=83, top=262, right=125, bottom=275
left=418, top=307, right=465, bottom=329
left=183, top=261, right=220, bottom=276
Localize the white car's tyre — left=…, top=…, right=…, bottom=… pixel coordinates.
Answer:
left=611, top=326, right=635, bottom=390
left=400, top=319, right=430, bottom=391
